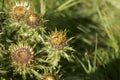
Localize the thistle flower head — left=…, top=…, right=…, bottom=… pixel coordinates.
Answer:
left=43, top=75, right=58, bottom=80
left=11, top=2, right=30, bottom=21
left=49, top=31, right=66, bottom=50
left=9, top=43, right=33, bottom=68
left=45, top=29, right=74, bottom=66
left=26, top=13, right=40, bottom=27
left=9, top=42, right=49, bottom=79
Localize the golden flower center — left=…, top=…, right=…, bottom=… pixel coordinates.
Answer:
left=18, top=51, right=26, bottom=58
left=45, top=76, right=56, bottom=80
left=27, top=14, right=40, bottom=26
left=29, top=15, right=38, bottom=22
left=50, top=33, right=65, bottom=45
left=14, top=6, right=26, bottom=15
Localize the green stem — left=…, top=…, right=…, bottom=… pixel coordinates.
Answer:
left=93, top=34, right=97, bottom=69
left=77, top=58, right=89, bottom=73
left=31, top=69, right=42, bottom=79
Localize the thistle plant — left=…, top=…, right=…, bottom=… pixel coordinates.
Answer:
left=9, top=1, right=30, bottom=22
left=7, top=1, right=45, bottom=43
left=8, top=42, right=49, bottom=80
left=0, top=0, right=115, bottom=80
left=0, top=0, right=77, bottom=79
left=9, top=43, right=33, bottom=71
left=42, top=29, right=75, bottom=67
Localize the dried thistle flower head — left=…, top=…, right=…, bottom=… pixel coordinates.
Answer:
left=43, top=75, right=58, bottom=80
left=9, top=42, right=48, bottom=79
left=26, top=13, right=40, bottom=27
left=45, top=29, right=74, bottom=66
left=49, top=31, right=66, bottom=50
left=9, top=43, right=33, bottom=68
left=11, top=2, right=30, bottom=21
